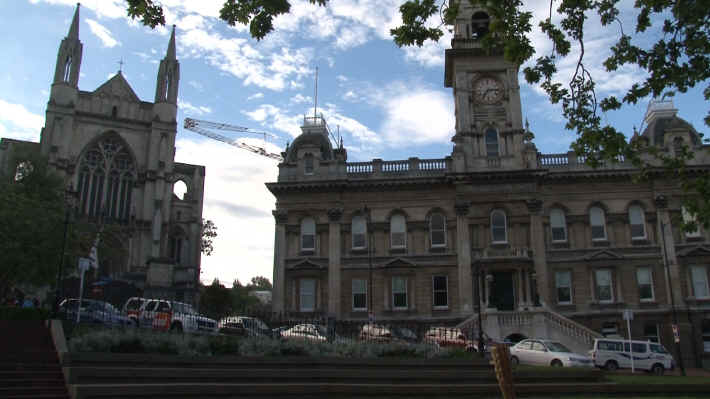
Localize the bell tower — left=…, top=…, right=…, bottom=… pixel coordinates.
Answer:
left=445, top=2, right=526, bottom=171
left=154, top=25, right=180, bottom=122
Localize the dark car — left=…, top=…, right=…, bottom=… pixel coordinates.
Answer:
left=59, top=298, right=131, bottom=327
left=218, top=316, right=273, bottom=337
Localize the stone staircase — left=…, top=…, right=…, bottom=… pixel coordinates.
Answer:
left=0, top=321, right=69, bottom=399
left=457, top=307, right=602, bottom=354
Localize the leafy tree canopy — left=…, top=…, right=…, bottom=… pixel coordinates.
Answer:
left=125, top=0, right=710, bottom=229
left=200, top=218, right=217, bottom=256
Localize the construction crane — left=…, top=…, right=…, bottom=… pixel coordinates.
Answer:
left=183, top=118, right=283, bottom=161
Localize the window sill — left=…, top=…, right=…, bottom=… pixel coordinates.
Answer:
left=591, top=240, right=610, bottom=247
left=433, top=306, right=449, bottom=311
left=389, top=247, right=407, bottom=254
left=299, top=250, right=315, bottom=256
left=351, top=309, right=367, bottom=313
left=550, top=241, right=570, bottom=249
left=631, top=238, right=650, bottom=245
left=351, top=248, right=368, bottom=255
left=589, top=301, right=624, bottom=308
left=429, top=246, right=447, bottom=253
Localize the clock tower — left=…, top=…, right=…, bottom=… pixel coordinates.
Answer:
left=444, top=2, right=530, bottom=172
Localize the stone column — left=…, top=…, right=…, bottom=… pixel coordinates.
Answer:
left=527, top=199, right=551, bottom=307
left=455, top=200, right=474, bottom=315
left=272, top=209, right=288, bottom=314
left=517, top=268, right=524, bottom=310
left=327, top=208, right=343, bottom=318
left=655, top=195, right=684, bottom=305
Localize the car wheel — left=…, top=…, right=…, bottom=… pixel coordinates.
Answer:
left=171, top=322, right=183, bottom=333
left=651, top=364, right=664, bottom=376
left=551, top=359, right=563, bottom=367
left=605, top=360, right=619, bottom=372
left=511, top=356, right=520, bottom=367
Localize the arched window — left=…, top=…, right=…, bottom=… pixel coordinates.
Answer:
left=628, top=205, right=646, bottom=240
left=301, top=217, right=315, bottom=251
left=550, top=208, right=567, bottom=242
left=304, top=153, right=314, bottom=175
left=169, top=228, right=189, bottom=266
left=173, top=180, right=188, bottom=200
left=77, top=135, right=136, bottom=222
left=485, top=128, right=499, bottom=157
left=471, top=11, right=490, bottom=39
left=352, top=215, right=367, bottom=249
left=390, top=214, right=406, bottom=249
left=491, top=210, right=507, bottom=243
left=589, top=206, right=607, bottom=241
left=64, top=56, right=72, bottom=82
left=430, top=212, right=446, bottom=247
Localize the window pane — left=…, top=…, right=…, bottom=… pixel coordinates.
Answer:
left=433, top=276, right=447, bottom=308
left=431, top=231, right=446, bottom=246
left=391, top=215, right=406, bottom=248
left=300, top=279, right=315, bottom=311
left=637, top=267, right=651, bottom=284
left=433, top=276, right=447, bottom=291
left=691, top=266, right=709, bottom=297
left=430, top=213, right=446, bottom=246
left=591, top=226, right=606, bottom=240
left=491, top=211, right=506, bottom=242
left=393, top=277, right=406, bottom=292
left=590, top=207, right=606, bottom=239
left=434, top=291, right=448, bottom=307
left=352, top=280, right=367, bottom=310
left=485, top=128, right=499, bottom=156
left=552, top=227, right=567, bottom=241
left=557, top=287, right=571, bottom=303
left=556, top=271, right=571, bottom=303
left=596, top=269, right=612, bottom=301
left=353, top=234, right=366, bottom=249
left=556, top=271, right=571, bottom=286
left=394, top=293, right=407, bottom=308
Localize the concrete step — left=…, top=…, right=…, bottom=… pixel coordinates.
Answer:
left=0, top=386, right=70, bottom=397
left=0, top=377, right=66, bottom=387
left=64, top=366, right=499, bottom=384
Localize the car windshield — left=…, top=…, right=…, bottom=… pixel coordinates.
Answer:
left=545, top=342, right=571, bottom=352
left=650, top=344, right=669, bottom=354
left=173, top=302, right=195, bottom=314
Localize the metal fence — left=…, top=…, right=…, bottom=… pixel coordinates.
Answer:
left=54, top=296, right=488, bottom=353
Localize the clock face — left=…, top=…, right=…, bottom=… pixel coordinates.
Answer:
left=473, top=77, right=503, bottom=104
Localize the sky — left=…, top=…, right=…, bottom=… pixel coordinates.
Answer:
left=1, top=0, right=707, bottom=287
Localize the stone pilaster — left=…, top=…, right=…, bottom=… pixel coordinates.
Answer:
left=655, top=195, right=684, bottom=305
left=272, top=209, right=288, bottom=314
left=527, top=199, right=550, bottom=307
left=327, top=208, right=343, bottom=318
left=455, top=200, right=473, bottom=314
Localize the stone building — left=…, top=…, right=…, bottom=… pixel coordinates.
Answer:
left=0, top=5, right=205, bottom=303
left=267, top=3, right=710, bottom=368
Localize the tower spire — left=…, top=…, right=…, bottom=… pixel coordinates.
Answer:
left=166, top=25, right=176, bottom=60
left=68, top=3, right=80, bottom=39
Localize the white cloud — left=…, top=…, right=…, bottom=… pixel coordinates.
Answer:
left=179, top=100, right=212, bottom=116
left=379, top=86, right=454, bottom=145
left=247, top=93, right=264, bottom=100
left=30, top=0, right=127, bottom=20
left=0, top=99, right=45, bottom=142
left=290, top=94, right=312, bottom=104
left=188, top=80, right=204, bottom=91
left=174, top=138, right=279, bottom=286
left=86, top=19, right=121, bottom=47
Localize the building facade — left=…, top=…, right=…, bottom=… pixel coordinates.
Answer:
left=267, top=3, right=710, bottom=367
left=0, top=5, right=205, bottom=303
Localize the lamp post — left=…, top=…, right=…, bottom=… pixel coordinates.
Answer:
left=364, top=206, right=373, bottom=323
left=53, top=183, right=77, bottom=315
left=473, top=262, right=485, bottom=358
left=660, top=221, right=686, bottom=376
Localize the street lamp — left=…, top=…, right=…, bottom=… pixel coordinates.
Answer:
left=473, top=262, right=486, bottom=358
left=53, top=183, right=78, bottom=315
left=660, top=221, right=686, bottom=376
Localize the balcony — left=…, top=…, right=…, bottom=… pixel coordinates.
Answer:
left=473, top=246, right=532, bottom=260
left=346, top=157, right=451, bottom=178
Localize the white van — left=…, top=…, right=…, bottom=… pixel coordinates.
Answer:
left=590, top=338, right=674, bottom=375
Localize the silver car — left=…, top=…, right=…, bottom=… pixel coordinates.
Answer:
left=509, top=339, right=593, bottom=368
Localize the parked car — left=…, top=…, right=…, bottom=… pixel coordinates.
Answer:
left=218, top=316, right=274, bottom=337
left=123, top=297, right=147, bottom=326
left=589, top=338, right=673, bottom=375
left=360, top=324, right=418, bottom=344
left=59, top=298, right=131, bottom=327
left=424, top=327, right=476, bottom=351
left=509, top=339, right=593, bottom=367
left=280, top=324, right=328, bottom=342
left=131, top=298, right=218, bottom=335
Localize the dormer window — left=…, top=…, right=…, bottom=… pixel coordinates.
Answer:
left=304, top=153, right=314, bottom=175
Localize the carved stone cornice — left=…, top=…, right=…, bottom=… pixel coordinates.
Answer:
left=526, top=199, right=543, bottom=214
left=273, top=209, right=288, bottom=224
left=327, top=207, right=343, bottom=222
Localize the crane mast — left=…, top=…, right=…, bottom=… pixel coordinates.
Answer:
left=183, top=118, right=283, bottom=161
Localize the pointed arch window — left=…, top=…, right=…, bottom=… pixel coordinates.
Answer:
left=589, top=206, right=607, bottom=241
left=390, top=214, right=406, bottom=249
left=430, top=212, right=446, bottom=247
left=64, top=56, right=72, bottom=82
left=301, top=217, right=316, bottom=251
left=169, top=227, right=189, bottom=266
left=491, top=210, right=507, bottom=243
left=77, top=135, right=136, bottom=222
left=550, top=208, right=567, bottom=242
left=629, top=204, right=646, bottom=240
left=485, top=128, right=499, bottom=157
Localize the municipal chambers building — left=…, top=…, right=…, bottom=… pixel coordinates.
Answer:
left=267, top=4, right=710, bottom=367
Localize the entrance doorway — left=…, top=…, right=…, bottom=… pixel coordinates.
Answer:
left=489, top=271, right=515, bottom=311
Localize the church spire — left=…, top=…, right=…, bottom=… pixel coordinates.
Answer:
left=52, top=3, right=83, bottom=88
left=166, top=25, right=176, bottom=60
left=154, top=25, right=180, bottom=105
left=68, top=3, right=80, bottom=40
